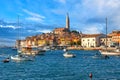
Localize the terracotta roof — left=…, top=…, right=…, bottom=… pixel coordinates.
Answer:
left=82, top=34, right=103, bottom=38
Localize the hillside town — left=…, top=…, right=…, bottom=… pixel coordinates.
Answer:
left=16, top=14, right=120, bottom=50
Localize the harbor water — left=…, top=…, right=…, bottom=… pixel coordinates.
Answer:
left=0, top=48, right=120, bottom=80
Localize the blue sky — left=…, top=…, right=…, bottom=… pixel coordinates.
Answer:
left=0, top=0, right=120, bottom=46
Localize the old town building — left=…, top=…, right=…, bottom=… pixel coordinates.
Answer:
left=81, top=34, right=105, bottom=48
left=100, top=36, right=112, bottom=47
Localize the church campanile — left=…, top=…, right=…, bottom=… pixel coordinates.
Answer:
left=66, top=13, right=70, bottom=30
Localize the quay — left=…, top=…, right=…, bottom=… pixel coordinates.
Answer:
left=67, top=46, right=116, bottom=51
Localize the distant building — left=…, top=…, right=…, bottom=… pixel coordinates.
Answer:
left=16, top=40, right=21, bottom=48
left=81, top=34, right=105, bottom=48
left=109, top=30, right=120, bottom=46
left=112, top=34, right=120, bottom=43
left=100, top=36, right=112, bottom=47
left=53, top=28, right=69, bottom=35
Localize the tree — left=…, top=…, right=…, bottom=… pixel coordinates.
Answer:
left=77, top=40, right=81, bottom=45
left=71, top=30, right=79, bottom=34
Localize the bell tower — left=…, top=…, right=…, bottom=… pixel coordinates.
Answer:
left=66, top=13, right=70, bottom=30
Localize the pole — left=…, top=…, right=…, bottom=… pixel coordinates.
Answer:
left=105, top=18, right=107, bottom=51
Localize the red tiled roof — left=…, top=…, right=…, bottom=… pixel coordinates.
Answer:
left=82, top=34, right=103, bottom=38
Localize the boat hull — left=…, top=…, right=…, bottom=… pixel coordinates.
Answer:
left=11, top=55, right=33, bottom=61
left=100, top=50, right=120, bottom=56
left=63, top=53, right=76, bottom=58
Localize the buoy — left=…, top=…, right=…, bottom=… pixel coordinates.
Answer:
left=89, top=73, right=93, bottom=79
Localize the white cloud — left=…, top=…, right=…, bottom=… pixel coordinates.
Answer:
left=27, top=29, right=51, bottom=33
left=26, top=17, right=44, bottom=22
left=0, top=38, right=15, bottom=42
left=54, top=0, right=66, bottom=4
left=51, top=9, right=66, bottom=15
left=23, top=9, right=45, bottom=23
left=27, top=30, right=33, bottom=33
left=82, top=24, right=104, bottom=34
left=36, top=29, right=51, bottom=33
left=0, top=25, right=20, bottom=29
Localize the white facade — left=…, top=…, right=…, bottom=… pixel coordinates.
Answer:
left=81, top=34, right=105, bottom=48
left=81, top=37, right=98, bottom=47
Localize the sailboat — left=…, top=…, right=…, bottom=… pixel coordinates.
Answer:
left=11, top=16, right=34, bottom=61
left=100, top=18, right=120, bottom=56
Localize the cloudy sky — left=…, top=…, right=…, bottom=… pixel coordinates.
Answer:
left=0, top=0, right=120, bottom=46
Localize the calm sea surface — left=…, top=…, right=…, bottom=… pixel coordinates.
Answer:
left=0, top=48, right=120, bottom=80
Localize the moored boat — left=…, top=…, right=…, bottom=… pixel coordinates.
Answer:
left=100, top=18, right=120, bottom=56
left=11, top=55, right=33, bottom=61
left=99, top=50, right=120, bottom=56
left=63, top=52, right=76, bottom=58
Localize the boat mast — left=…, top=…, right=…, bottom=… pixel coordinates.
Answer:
left=105, top=18, right=107, bottom=51
left=18, top=15, right=20, bottom=39
left=17, top=15, right=20, bottom=49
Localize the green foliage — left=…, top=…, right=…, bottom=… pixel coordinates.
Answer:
left=77, top=40, right=81, bottom=45
left=71, top=30, right=79, bottom=34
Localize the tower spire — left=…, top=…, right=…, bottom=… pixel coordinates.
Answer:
left=66, top=13, right=70, bottom=30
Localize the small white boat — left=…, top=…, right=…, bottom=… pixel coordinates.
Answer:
left=100, top=50, right=120, bottom=56
left=63, top=52, right=76, bottom=58
left=17, top=50, right=22, bottom=54
left=11, top=55, right=33, bottom=61
left=43, top=46, right=50, bottom=51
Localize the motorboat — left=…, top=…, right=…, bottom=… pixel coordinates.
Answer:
left=63, top=51, right=76, bottom=58
left=11, top=55, right=33, bottom=61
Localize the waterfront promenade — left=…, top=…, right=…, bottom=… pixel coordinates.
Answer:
left=67, top=46, right=116, bottom=50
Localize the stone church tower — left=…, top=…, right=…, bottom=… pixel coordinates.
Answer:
left=66, top=13, right=70, bottom=30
